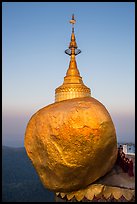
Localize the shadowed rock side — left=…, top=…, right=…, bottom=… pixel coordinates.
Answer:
left=24, top=97, right=117, bottom=192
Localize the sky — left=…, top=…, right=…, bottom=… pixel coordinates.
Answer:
left=2, top=2, right=135, bottom=147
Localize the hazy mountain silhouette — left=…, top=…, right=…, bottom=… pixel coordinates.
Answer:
left=2, top=146, right=54, bottom=202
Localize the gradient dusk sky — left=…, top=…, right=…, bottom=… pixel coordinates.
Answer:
left=2, top=2, right=135, bottom=147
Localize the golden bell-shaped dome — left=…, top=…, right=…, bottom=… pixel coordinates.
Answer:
left=55, top=15, right=91, bottom=102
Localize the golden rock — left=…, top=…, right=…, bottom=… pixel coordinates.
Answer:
left=24, top=97, right=117, bottom=192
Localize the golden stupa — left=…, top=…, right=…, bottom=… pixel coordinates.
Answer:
left=24, top=15, right=118, bottom=194
left=55, top=14, right=91, bottom=102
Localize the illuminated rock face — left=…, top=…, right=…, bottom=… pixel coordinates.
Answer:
left=24, top=97, right=117, bottom=192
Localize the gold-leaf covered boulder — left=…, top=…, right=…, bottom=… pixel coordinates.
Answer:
left=24, top=97, right=117, bottom=192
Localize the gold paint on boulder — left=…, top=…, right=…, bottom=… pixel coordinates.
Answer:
left=24, top=97, right=117, bottom=192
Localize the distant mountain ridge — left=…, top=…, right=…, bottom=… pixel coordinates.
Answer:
left=2, top=146, right=54, bottom=202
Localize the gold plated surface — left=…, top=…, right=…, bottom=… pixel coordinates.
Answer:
left=55, top=15, right=91, bottom=102
left=24, top=97, right=117, bottom=192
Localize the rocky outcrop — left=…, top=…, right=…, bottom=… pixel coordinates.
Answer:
left=24, top=97, right=117, bottom=192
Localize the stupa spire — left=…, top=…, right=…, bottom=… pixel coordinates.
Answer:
left=70, top=14, right=75, bottom=33
left=65, top=14, right=80, bottom=77
left=55, top=15, right=91, bottom=102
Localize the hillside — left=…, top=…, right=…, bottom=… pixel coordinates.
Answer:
left=2, top=146, right=54, bottom=202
